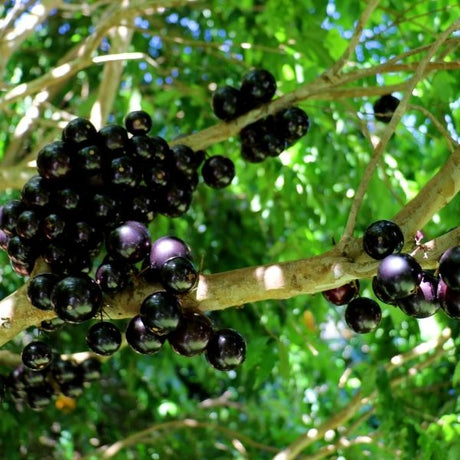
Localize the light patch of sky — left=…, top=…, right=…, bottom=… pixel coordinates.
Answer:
left=58, top=23, right=71, bottom=35
left=143, top=73, right=152, bottom=84
left=134, top=17, right=149, bottom=29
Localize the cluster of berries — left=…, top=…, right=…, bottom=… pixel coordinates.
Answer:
left=211, top=68, right=310, bottom=163
left=323, top=220, right=460, bottom=333
left=1, top=353, right=101, bottom=411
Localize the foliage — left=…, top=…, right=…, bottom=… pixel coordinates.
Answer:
left=0, top=1, right=459, bottom=459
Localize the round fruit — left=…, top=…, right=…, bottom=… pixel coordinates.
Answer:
left=363, top=220, right=404, bottom=260
left=62, top=117, right=98, bottom=146
left=140, top=291, right=183, bottom=335
left=106, top=221, right=151, bottom=264
left=205, top=328, right=246, bottom=371
left=36, top=141, right=73, bottom=181
left=149, top=236, right=192, bottom=271
left=125, top=110, right=152, bottom=135
left=201, top=155, right=235, bottom=189
left=95, top=259, right=132, bottom=293
left=437, top=279, right=460, bottom=319
left=160, top=256, right=198, bottom=294
left=98, top=124, right=129, bottom=154
left=86, top=322, right=122, bottom=356
left=51, top=275, right=102, bottom=323
left=27, top=273, right=60, bottom=311
left=439, top=246, right=460, bottom=291
left=25, top=383, right=54, bottom=411
left=373, top=94, right=400, bottom=123
left=51, top=358, right=78, bottom=384
left=125, top=315, right=166, bottom=354
left=376, top=253, right=422, bottom=300
left=22, top=341, right=53, bottom=371
left=39, top=317, right=65, bottom=333
left=168, top=310, right=213, bottom=357
left=78, top=357, right=102, bottom=382
left=240, top=68, right=277, bottom=106
left=372, top=276, right=397, bottom=305
left=212, top=85, right=244, bottom=120
left=397, top=272, right=440, bottom=318
left=345, top=297, right=382, bottom=333
left=322, top=280, right=360, bottom=306
left=275, top=107, right=310, bottom=143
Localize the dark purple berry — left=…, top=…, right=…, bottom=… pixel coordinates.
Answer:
left=205, top=328, right=246, bottom=371
left=106, top=220, right=151, bottom=264
left=363, top=220, right=404, bottom=260
left=345, top=297, right=382, bottom=333
left=397, top=272, right=440, bottom=318
left=212, top=86, right=244, bottom=120
left=160, top=256, right=198, bottom=294
left=16, top=209, right=41, bottom=240
left=322, top=280, right=360, bottom=306
left=79, top=357, right=102, bottom=382
left=51, top=275, right=102, bottom=323
left=372, top=276, right=397, bottom=305
left=62, top=117, right=98, bottom=146
left=125, top=110, right=152, bottom=135
left=36, top=141, right=73, bottom=181
left=439, top=246, right=460, bottom=291
left=149, top=236, right=192, bottom=271
left=140, top=291, right=182, bottom=335
left=376, top=253, right=422, bottom=300
left=0, top=200, right=24, bottom=236
left=373, top=94, right=400, bottom=123
left=27, top=273, right=60, bottom=311
left=25, top=383, right=54, bottom=411
left=126, top=315, right=166, bottom=354
left=168, top=310, right=213, bottom=357
left=98, top=124, right=129, bottom=154
left=95, top=259, right=132, bottom=293
left=39, top=317, right=65, bottom=333
left=438, top=279, right=460, bottom=319
left=240, top=68, right=276, bottom=106
left=201, top=155, right=235, bottom=189
left=86, top=321, right=122, bottom=356
left=22, top=341, right=52, bottom=371
left=275, top=107, right=310, bottom=143
left=21, top=175, right=51, bottom=207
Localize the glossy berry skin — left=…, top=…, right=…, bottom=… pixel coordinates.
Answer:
left=212, top=86, right=244, bottom=120
left=372, top=276, right=397, bottom=305
left=51, top=358, right=78, bottom=384
left=240, top=68, right=276, bottom=106
left=7, top=235, right=36, bottom=265
left=95, top=260, right=132, bottom=293
left=21, top=175, right=51, bottom=208
left=275, top=107, right=310, bottom=143
left=36, top=141, right=73, bottom=181
left=160, top=256, right=198, bottom=294
left=373, top=94, right=400, bottom=123
left=26, top=383, right=54, bottom=411
left=62, top=117, right=98, bottom=146
left=79, top=357, right=102, bottom=382
left=0, top=200, right=24, bottom=236
left=98, top=124, right=129, bottom=154
left=125, top=110, right=152, bottom=135
left=439, top=246, right=460, bottom=291
left=397, top=272, right=440, bottom=318
left=168, top=310, right=213, bottom=357
left=376, top=253, right=422, bottom=300
left=201, top=155, right=235, bottom=189
left=363, top=220, right=404, bottom=260
left=322, top=280, right=360, bottom=306
left=16, top=209, right=41, bottom=240
left=149, top=236, right=192, bottom=271
left=437, top=279, right=460, bottom=319
left=22, top=341, right=53, bottom=371
left=345, top=297, right=382, bottom=333
left=140, top=291, right=183, bottom=335
left=126, top=315, right=166, bottom=354
left=205, top=328, right=246, bottom=371
left=51, top=275, right=102, bottom=323
left=86, top=322, right=122, bottom=356
left=27, top=273, right=60, bottom=311
left=106, top=221, right=151, bottom=264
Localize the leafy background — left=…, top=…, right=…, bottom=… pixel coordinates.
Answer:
left=0, top=0, right=459, bottom=458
